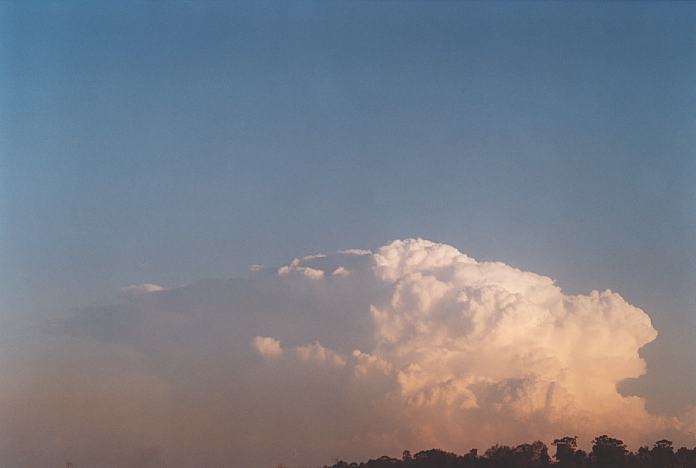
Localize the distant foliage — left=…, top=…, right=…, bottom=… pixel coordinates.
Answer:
left=324, top=436, right=696, bottom=468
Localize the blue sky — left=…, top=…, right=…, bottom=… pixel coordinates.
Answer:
left=1, top=1, right=695, bottom=415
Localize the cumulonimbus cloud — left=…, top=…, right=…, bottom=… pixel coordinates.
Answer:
left=1, top=239, right=694, bottom=468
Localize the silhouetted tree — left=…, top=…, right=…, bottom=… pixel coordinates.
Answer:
left=412, top=448, right=459, bottom=468
left=553, top=436, right=578, bottom=465
left=511, top=441, right=550, bottom=467
left=634, top=446, right=652, bottom=467
left=675, top=446, right=696, bottom=468
left=574, top=449, right=589, bottom=468
left=648, top=440, right=675, bottom=468
left=485, top=444, right=516, bottom=467
left=592, top=435, right=628, bottom=466
left=323, top=433, right=695, bottom=468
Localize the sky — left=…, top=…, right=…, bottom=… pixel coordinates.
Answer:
left=1, top=2, right=695, bottom=467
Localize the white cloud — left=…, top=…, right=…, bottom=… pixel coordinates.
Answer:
left=338, top=248, right=372, bottom=256
left=120, top=283, right=165, bottom=296
left=251, top=336, right=283, bottom=359
left=331, top=266, right=351, bottom=277
left=352, top=350, right=392, bottom=376
left=277, top=258, right=325, bottom=279
left=303, top=253, right=328, bottom=261
left=366, top=239, right=660, bottom=447
left=295, top=341, right=346, bottom=368
left=4, top=238, right=692, bottom=468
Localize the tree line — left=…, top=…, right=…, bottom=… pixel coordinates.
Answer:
left=323, top=435, right=696, bottom=468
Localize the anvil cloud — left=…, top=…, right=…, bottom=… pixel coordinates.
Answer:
left=1, top=239, right=693, bottom=468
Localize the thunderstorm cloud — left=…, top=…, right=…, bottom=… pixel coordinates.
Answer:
left=1, top=239, right=694, bottom=468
